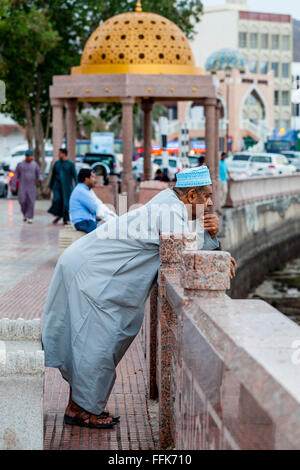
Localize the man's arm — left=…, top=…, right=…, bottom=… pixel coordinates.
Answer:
left=15, top=163, right=20, bottom=181
left=201, top=231, right=220, bottom=250
left=35, top=163, right=43, bottom=182
left=80, top=189, right=98, bottom=216
left=204, top=213, right=219, bottom=239
left=48, top=162, right=56, bottom=190
left=71, top=162, right=78, bottom=186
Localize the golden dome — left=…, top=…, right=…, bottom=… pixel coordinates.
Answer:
left=72, top=3, right=202, bottom=76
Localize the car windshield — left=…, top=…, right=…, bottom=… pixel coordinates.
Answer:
left=153, top=158, right=162, bottom=166
left=276, top=156, right=289, bottom=165
left=12, top=151, right=26, bottom=157
left=283, top=153, right=300, bottom=159
left=251, top=156, right=272, bottom=163
left=232, top=154, right=251, bottom=161
left=188, top=157, right=199, bottom=165
left=84, top=154, right=115, bottom=167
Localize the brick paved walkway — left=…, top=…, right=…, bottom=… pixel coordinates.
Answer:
left=0, top=199, right=157, bottom=450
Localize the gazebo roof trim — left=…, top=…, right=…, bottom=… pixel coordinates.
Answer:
left=50, top=73, right=216, bottom=102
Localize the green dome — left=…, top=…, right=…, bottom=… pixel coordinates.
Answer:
left=205, top=48, right=247, bottom=73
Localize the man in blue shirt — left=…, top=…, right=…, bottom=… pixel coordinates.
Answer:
left=69, top=169, right=98, bottom=233
left=219, top=152, right=230, bottom=207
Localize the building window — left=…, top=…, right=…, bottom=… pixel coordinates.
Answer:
left=260, top=61, right=268, bottom=74
left=271, top=62, right=279, bottom=77
left=282, top=63, right=290, bottom=78
left=249, top=60, right=258, bottom=73
left=282, top=90, right=290, bottom=106
left=272, top=34, right=280, bottom=50
left=293, top=103, right=300, bottom=117
left=274, top=90, right=279, bottom=106
left=282, top=35, right=290, bottom=51
left=282, top=119, right=290, bottom=129
left=239, top=32, right=247, bottom=48
left=250, top=33, right=258, bottom=49
left=261, top=33, right=269, bottom=49
left=275, top=119, right=280, bottom=129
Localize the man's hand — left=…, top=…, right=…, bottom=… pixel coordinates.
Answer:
left=204, top=213, right=219, bottom=239
left=230, top=257, right=237, bottom=279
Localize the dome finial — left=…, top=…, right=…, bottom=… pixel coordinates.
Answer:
left=135, top=0, right=142, bottom=12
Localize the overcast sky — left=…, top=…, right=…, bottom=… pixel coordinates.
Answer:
left=202, top=0, right=300, bottom=20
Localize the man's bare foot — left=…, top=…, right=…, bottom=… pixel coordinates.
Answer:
left=52, top=216, right=61, bottom=224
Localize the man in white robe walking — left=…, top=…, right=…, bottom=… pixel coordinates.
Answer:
left=42, top=166, right=235, bottom=429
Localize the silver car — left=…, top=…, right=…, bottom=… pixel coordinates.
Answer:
left=0, top=171, right=8, bottom=198
left=227, top=153, right=253, bottom=178
left=281, top=151, right=300, bottom=172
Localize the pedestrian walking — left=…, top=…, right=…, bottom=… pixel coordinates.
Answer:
left=219, top=151, right=230, bottom=207
left=42, top=166, right=236, bottom=429
left=48, top=148, right=78, bottom=225
left=14, top=150, right=43, bottom=224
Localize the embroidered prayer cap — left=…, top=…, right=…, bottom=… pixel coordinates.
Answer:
left=175, top=165, right=212, bottom=188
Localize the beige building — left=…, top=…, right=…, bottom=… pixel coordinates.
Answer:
left=191, top=0, right=293, bottom=129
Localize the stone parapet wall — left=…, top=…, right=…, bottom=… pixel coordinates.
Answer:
left=0, top=318, right=44, bottom=450
left=220, top=194, right=300, bottom=297
left=226, top=174, right=300, bottom=208
left=142, top=233, right=300, bottom=450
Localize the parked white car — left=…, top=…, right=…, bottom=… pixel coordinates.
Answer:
left=132, top=158, right=160, bottom=181
left=4, top=143, right=53, bottom=173
left=250, top=153, right=296, bottom=176
left=281, top=151, right=300, bottom=172
left=227, top=153, right=253, bottom=179
left=152, top=156, right=183, bottom=180
left=228, top=152, right=297, bottom=178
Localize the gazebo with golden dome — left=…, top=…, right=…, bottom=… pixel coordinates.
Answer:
left=50, top=1, right=221, bottom=208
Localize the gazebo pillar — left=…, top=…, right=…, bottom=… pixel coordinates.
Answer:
left=51, top=98, right=64, bottom=161
left=121, top=97, right=135, bottom=207
left=65, top=99, right=78, bottom=163
left=141, top=99, right=154, bottom=181
left=214, top=101, right=222, bottom=214
left=205, top=98, right=218, bottom=207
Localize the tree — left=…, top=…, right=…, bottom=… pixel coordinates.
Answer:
left=0, top=2, right=58, bottom=170
left=0, top=0, right=203, bottom=174
left=77, top=110, right=107, bottom=138
left=93, top=0, right=203, bottom=39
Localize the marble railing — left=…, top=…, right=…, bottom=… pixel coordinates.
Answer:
left=226, top=174, right=300, bottom=208
left=141, top=234, right=300, bottom=450
left=0, top=318, right=44, bottom=450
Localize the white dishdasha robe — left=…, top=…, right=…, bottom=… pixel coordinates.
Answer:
left=42, top=189, right=219, bottom=414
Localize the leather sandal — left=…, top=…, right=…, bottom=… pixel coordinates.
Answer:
left=64, top=399, right=119, bottom=428
left=101, top=411, right=120, bottom=422
left=64, top=410, right=117, bottom=429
